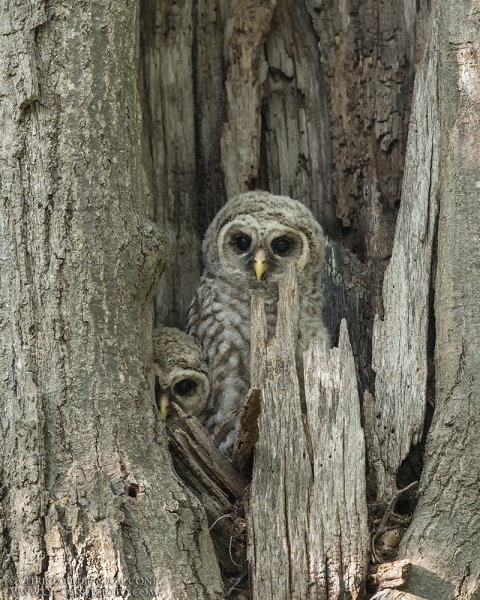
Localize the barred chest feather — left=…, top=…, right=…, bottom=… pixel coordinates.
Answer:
left=187, top=273, right=326, bottom=454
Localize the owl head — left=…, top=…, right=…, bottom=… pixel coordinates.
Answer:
left=152, top=327, right=210, bottom=419
left=202, top=191, right=325, bottom=293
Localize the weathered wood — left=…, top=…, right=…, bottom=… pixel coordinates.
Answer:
left=261, top=0, right=334, bottom=231
left=305, top=0, right=419, bottom=264
left=371, top=591, right=426, bottom=600
left=248, top=265, right=368, bottom=599
left=167, top=404, right=248, bottom=500
left=220, top=0, right=276, bottom=198
left=400, top=2, right=480, bottom=593
left=140, top=0, right=204, bottom=328
left=373, top=559, right=412, bottom=591
left=232, top=388, right=262, bottom=472
left=321, top=239, right=372, bottom=394
left=248, top=265, right=312, bottom=599
left=250, top=297, right=268, bottom=389
left=166, top=403, right=249, bottom=573
left=369, top=560, right=456, bottom=600
left=304, top=319, right=369, bottom=599
left=368, top=8, right=440, bottom=500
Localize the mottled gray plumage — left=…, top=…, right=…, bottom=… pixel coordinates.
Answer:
left=152, top=327, right=210, bottom=418
left=187, top=191, right=328, bottom=454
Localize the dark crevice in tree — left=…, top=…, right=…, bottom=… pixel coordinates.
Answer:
left=138, top=0, right=155, bottom=221
left=394, top=232, right=437, bottom=516
left=255, top=96, right=269, bottom=192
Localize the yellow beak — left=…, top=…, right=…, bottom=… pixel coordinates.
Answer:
left=159, top=392, right=170, bottom=419
left=254, top=248, right=267, bottom=281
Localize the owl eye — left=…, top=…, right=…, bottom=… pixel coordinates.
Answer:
left=174, top=379, right=197, bottom=396
left=235, top=235, right=251, bottom=252
left=272, top=238, right=291, bottom=255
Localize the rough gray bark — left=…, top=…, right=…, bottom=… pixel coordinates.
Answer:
left=248, top=267, right=368, bottom=600
left=368, top=13, right=439, bottom=501
left=0, top=2, right=224, bottom=598
left=398, top=1, right=480, bottom=596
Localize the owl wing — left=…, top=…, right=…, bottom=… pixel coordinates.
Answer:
left=187, top=275, right=251, bottom=455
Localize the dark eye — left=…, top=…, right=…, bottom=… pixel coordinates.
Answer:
left=272, top=238, right=291, bottom=255
left=235, top=235, right=251, bottom=252
left=174, top=379, right=196, bottom=396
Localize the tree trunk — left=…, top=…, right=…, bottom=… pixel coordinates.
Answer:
left=0, top=2, right=223, bottom=598
left=368, top=9, right=439, bottom=502
left=140, top=0, right=480, bottom=595
left=397, top=1, right=480, bottom=596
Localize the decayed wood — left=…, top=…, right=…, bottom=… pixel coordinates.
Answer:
left=140, top=0, right=229, bottom=329
left=220, top=0, right=276, bottom=197
left=166, top=403, right=249, bottom=573
left=304, top=320, right=369, bottom=599
left=373, top=560, right=413, bottom=591
left=248, top=265, right=312, bottom=599
left=261, top=0, right=334, bottom=231
left=321, top=239, right=372, bottom=394
left=167, top=404, right=248, bottom=499
left=248, top=265, right=368, bottom=599
left=140, top=0, right=204, bottom=328
left=232, top=388, right=262, bottom=472
left=371, top=591, right=425, bottom=600
left=368, top=12, right=440, bottom=500
left=370, top=559, right=456, bottom=600
left=306, top=0, right=419, bottom=264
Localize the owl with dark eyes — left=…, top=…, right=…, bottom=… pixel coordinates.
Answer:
left=186, top=191, right=328, bottom=454
left=152, top=327, right=210, bottom=419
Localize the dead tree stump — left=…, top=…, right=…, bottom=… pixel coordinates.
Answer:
left=248, top=264, right=369, bottom=600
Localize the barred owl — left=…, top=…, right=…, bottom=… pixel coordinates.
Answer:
left=187, top=191, right=328, bottom=454
left=152, top=327, right=210, bottom=419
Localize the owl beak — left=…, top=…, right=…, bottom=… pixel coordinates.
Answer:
left=254, top=248, right=267, bottom=281
left=159, top=392, right=170, bottom=419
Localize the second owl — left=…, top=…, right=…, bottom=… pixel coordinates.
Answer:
left=187, top=191, right=328, bottom=454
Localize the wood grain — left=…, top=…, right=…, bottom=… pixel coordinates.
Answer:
left=248, top=265, right=369, bottom=599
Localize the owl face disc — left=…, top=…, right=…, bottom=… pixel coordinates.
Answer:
left=204, top=191, right=325, bottom=297
left=217, top=215, right=311, bottom=289
left=152, top=328, right=210, bottom=418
